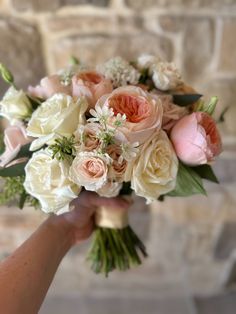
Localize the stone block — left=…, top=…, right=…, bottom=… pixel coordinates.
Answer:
left=195, top=291, right=236, bottom=314
left=45, top=15, right=143, bottom=35
left=214, top=223, right=236, bottom=260
left=218, top=18, right=236, bottom=72
left=0, top=16, right=46, bottom=97
left=125, top=0, right=236, bottom=10
left=11, top=0, right=110, bottom=11
left=49, top=33, right=173, bottom=72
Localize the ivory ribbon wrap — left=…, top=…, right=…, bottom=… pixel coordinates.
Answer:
left=95, top=206, right=129, bottom=229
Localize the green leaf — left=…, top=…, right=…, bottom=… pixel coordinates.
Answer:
left=0, top=63, right=15, bottom=85
left=172, top=94, right=202, bottom=107
left=120, top=182, right=132, bottom=195
left=168, top=162, right=207, bottom=197
left=19, top=191, right=27, bottom=209
left=10, top=143, right=32, bottom=163
left=193, top=164, right=219, bottom=184
left=0, top=162, right=27, bottom=177
left=69, top=56, right=80, bottom=65
left=218, top=105, right=230, bottom=123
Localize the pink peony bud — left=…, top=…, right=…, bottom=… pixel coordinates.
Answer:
left=0, top=124, right=31, bottom=167
left=170, top=112, right=222, bottom=166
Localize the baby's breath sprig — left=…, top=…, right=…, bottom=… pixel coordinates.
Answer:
left=49, top=135, right=77, bottom=161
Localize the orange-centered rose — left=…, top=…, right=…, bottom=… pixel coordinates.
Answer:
left=72, top=71, right=113, bottom=109
left=97, top=86, right=163, bottom=144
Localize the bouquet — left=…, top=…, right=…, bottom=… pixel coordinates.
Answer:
left=0, top=55, right=222, bottom=276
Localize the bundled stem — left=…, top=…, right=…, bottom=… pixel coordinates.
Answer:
left=87, top=225, right=148, bottom=277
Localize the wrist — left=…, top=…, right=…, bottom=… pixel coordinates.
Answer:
left=44, top=214, right=76, bottom=249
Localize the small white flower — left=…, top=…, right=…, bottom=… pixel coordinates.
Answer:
left=151, top=62, right=182, bottom=91
left=97, top=57, right=140, bottom=88
left=113, top=113, right=126, bottom=127
left=88, top=104, right=114, bottom=124
left=137, top=54, right=161, bottom=70
left=120, top=141, right=139, bottom=162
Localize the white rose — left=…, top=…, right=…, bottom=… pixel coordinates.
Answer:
left=151, top=62, right=182, bottom=91
left=24, top=149, right=80, bottom=214
left=69, top=152, right=111, bottom=191
left=27, top=93, right=88, bottom=151
left=136, top=54, right=161, bottom=70
left=126, top=130, right=178, bottom=203
left=0, top=86, right=32, bottom=122
left=97, top=181, right=122, bottom=198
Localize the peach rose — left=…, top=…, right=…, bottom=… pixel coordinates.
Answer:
left=107, top=144, right=127, bottom=181
left=28, top=74, right=72, bottom=99
left=159, top=94, right=188, bottom=132
left=72, top=71, right=113, bottom=108
left=0, top=124, right=31, bottom=167
left=74, top=123, right=101, bottom=152
left=69, top=152, right=110, bottom=191
left=97, top=86, right=163, bottom=144
left=171, top=112, right=222, bottom=166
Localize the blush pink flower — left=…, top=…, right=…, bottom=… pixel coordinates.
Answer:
left=75, top=123, right=101, bottom=152
left=170, top=112, right=222, bottom=166
left=28, top=74, right=72, bottom=99
left=97, top=86, right=162, bottom=144
left=160, top=94, right=188, bottom=132
left=107, top=144, right=127, bottom=181
left=72, top=71, right=113, bottom=109
left=0, top=124, right=31, bottom=167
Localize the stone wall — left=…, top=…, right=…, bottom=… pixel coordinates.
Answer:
left=0, top=1, right=236, bottom=313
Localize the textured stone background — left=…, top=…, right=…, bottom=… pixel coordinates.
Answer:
left=0, top=0, right=236, bottom=313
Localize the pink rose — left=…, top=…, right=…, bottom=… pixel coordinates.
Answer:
left=69, top=152, right=109, bottom=191
left=107, top=144, right=127, bottom=181
left=72, top=71, right=113, bottom=108
left=170, top=112, right=222, bottom=166
left=160, top=94, right=188, bottom=132
left=0, top=124, right=31, bottom=167
left=98, top=86, right=163, bottom=144
left=28, top=74, right=72, bottom=99
left=75, top=123, right=101, bottom=152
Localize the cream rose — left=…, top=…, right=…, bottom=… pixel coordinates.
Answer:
left=24, top=149, right=80, bottom=214
left=69, top=152, right=110, bottom=191
left=0, top=86, right=32, bottom=122
left=97, top=86, right=163, bottom=144
left=27, top=93, right=88, bottom=151
left=126, top=130, right=178, bottom=203
left=151, top=62, right=182, bottom=91
left=97, top=180, right=122, bottom=198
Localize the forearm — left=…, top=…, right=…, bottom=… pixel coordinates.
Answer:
left=0, top=214, right=74, bottom=314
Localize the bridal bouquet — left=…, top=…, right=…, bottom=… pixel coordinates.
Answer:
left=0, top=55, right=222, bottom=276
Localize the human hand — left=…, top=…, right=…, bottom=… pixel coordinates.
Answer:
left=58, top=191, right=131, bottom=245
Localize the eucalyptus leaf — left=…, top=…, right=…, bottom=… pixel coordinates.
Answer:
left=19, top=191, right=27, bottom=209
left=193, top=164, right=219, bottom=184
left=172, top=94, right=202, bottom=107
left=168, top=162, right=207, bottom=197
left=0, top=162, right=27, bottom=177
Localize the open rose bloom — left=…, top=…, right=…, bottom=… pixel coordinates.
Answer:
left=0, top=55, right=223, bottom=276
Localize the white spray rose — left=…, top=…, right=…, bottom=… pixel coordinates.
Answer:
left=0, top=86, right=32, bottom=122
left=125, top=130, right=178, bottom=203
left=24, top=149, right=80, bottom=214
left=151, top=62, right=182, bottom=91
left=27, top=93, right=88, bottom=151
left=136, top=54, right=161, bottom=70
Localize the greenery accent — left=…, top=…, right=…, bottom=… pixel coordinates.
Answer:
left=172, top=94, right=202, bottom=107
left=195, top=96, right=218, bottom=115
left=168, top=162, right=207, bottom=197
left=0, top=162, right=27, bottom=177
left=0, top=132, right=5, bottom=155
left=69, top=56, right=80, bottom=65
left=0, top=63, right=15, bottom=86
left=193, top=164, right=219, bottom=184
left=49, top=135, right=77, bottom=161
left=0, top=176, right=40, bottom=209
left=87, top=226, right=147, bottom=277
left=218, top=105, right=230, bottom=123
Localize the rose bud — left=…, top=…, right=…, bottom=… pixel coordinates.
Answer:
left=170, top=112, right=222, bottom=166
